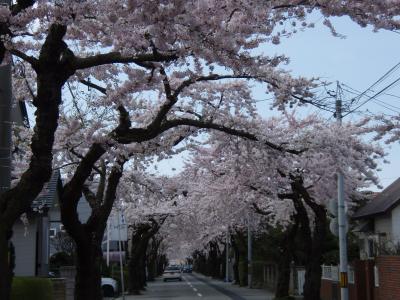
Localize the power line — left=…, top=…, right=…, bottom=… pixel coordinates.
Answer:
left=372, top=99, right=400, bottom=114
left=350, top=61, right=400, bottom=105
left=341, top=83, right=400, bottom=113
left=341, top=83, right=400, bottom=101
left=343, top=76, right=400, bottom=117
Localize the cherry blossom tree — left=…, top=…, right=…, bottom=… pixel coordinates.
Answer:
left=175, top=113, right=384, bottom=299
left=117, top=170, right=185, bottom=293
left=1, top=1, right=400, bottom=299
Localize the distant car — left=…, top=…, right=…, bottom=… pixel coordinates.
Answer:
left=102, top=277, right=118, bottom=297
left=182, top=265, right=192, bottom=273
left=163, top=266, right=183, bottom=282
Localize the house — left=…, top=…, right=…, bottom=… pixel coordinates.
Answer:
left=48, top=189, right=91, bottom=258
left=11, top=170, right=92, bottom=277
left=321, top=178, right=400, bottom=300
left=11, top=170, right=63, bottom=276
left=352, top=178, right=400, bottom=258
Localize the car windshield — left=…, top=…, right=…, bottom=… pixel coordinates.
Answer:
left=165, top=267, right=180, bottom=271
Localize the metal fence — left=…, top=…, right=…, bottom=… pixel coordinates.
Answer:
left=321, top=265, right=354, bottom=284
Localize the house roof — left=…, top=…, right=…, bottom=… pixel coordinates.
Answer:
left=31, top=170, right=62, bottom=210
left=352, top=177, right=400, bottom=220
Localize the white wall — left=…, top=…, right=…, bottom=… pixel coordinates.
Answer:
left=11, top=217, right=37, bottom=276
left=374, top=215, right=392, bottom=239
left=391, top=204, right=400, bottom=244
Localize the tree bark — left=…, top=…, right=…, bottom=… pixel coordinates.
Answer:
left=291, top=177, right=327, bottom=300
left=74, top=238, right=103, bottom=300
left=129, top=236, right=150, bottom=293
left=231, top=238, right=241, bottom=285
left=302, top=204, right=327, bottom=300
left=128, top=221, right=160, bottom=294
left=146, top=237, right=161, bottom=281
left=60, top=158, right=125, bottom=300
left=275, top=222, right=298, bottom=300
left=0, top=231, right=13, bottom=300
left=0, top=23, right=72, bottom=299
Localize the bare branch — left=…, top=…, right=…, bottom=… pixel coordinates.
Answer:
left=79, top=79, right=107, bottom=95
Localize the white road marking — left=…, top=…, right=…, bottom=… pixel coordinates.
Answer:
left=193, top=287, right=198, bottom=292
left=197, top=293, right=203, bottom=297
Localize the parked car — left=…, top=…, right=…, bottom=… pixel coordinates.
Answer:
left=102, top=277, right=118, bottom=297
left=163, top=266, right=183, bottom=282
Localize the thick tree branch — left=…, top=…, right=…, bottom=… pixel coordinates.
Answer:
left=72, top=51, right=177, bottom=70
left=9, top=48, right=38, bottom=67
left=82, top=185, right=97, bottom=210
left=159, top=118, right=305, bottom=154
left=79, top=79, right=107, bottom=95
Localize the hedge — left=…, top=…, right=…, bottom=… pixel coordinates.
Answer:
left=11, top=277, right=53, bottom=300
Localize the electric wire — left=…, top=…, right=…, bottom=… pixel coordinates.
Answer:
left=350, top=61, right=400, bottom=105
left=341, top=84, right=400, bottom=113
left=343, top=76, right=400, bottom=117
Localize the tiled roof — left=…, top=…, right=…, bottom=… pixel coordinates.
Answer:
left=352, top=178, right=400, bottom=219
left=31, top=170, right=62, bottom=209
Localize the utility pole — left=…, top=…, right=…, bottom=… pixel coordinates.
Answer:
left=0, top=65, right=12, bottom=196
left=117, top=209, right=126, bottom=300
left=335, top=82, right=349, bottom=300
left=247, top=211, right=252, bottom=288
left=225, top=228, right=229, bottom=282
left=0, top=0, right=12, bottom=197
left=106, top=219, right=110, bottom=266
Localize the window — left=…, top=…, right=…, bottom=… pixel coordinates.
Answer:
left=59, top=224, right=65, bottom=232
left=331, top=266, right=339, bottom=281
left=368, top=238, right=375, bottom=258
left=348, top=266, right=355, bottom=284
left=49, top=228, right=56, bottom=238
left=322, top=265, right=332, bottom=280
left=374, top=266, right=379, bottom=287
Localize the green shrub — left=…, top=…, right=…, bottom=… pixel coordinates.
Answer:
left=238, top=261, right=248, bottom=287
left=11, top=277, right=53, bottom=300
left=50, top=252, right=74, bottom=267
left=252, top=260, right=267, bottom=288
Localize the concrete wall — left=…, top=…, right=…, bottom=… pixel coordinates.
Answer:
left=11, top=217, right=37, bottom=276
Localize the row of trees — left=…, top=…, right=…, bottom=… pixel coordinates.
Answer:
left=0, top=1, right=400, bottom=300
left=163, top=114, right=383, bottom=299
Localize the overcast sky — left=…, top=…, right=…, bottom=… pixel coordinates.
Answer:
left=157, top=14, right=400, bottom=190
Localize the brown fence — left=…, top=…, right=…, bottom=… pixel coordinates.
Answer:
left=320, top=256, right=400, bottom=300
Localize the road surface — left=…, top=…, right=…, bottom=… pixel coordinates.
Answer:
left=115, top=273, right=274, bottom=300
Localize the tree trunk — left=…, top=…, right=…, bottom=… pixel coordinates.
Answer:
left=74, top=240, right=103, bottom=300
left=140, top=250, right=147, bottom=289
left=129, top=244, right=147, bottom=294
left=231, top=237, right=241, bottom=285
left=146, top=237, right=161, bottom=281
left=128, top=223, right=158, bottom=294
left=275, top=223, right=298, bottom=300
left=0, top=231, right=13, bottom=300
left=291, top=177, right=328, bottom=300
left=302, top=204, right=327, bottom=300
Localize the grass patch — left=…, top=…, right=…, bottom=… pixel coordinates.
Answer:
left=11, top=277, right=53, bottom=300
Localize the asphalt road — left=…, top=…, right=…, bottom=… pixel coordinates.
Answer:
left=116, top=273, right=273, bottom=300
